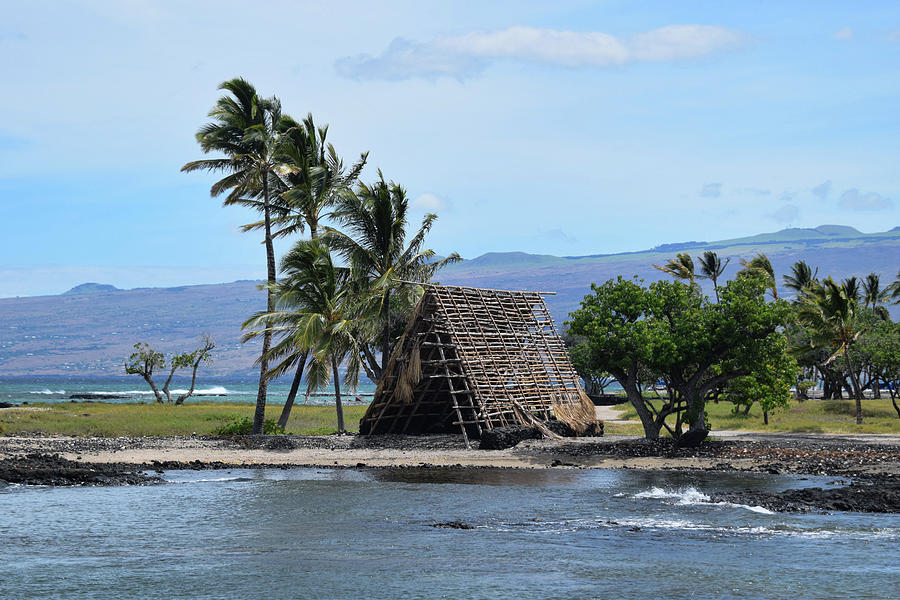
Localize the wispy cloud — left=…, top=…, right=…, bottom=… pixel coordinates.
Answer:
left=700, top=182, right=723, bottom=198
left=887, top=29, right=900, bottom=43
left=833, top=27, right=854, bottom=40
left=838, top=188, right=894, bottom=211
left=812, top=180, right=831, bottom=200
left=768, top=204, right=800, bottom=223
left=336, top=25, right=748, bottom=81
left=739, top=187, right=771, bottom=196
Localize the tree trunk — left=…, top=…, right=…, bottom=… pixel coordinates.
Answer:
left=621, top=372, right=659, bottom=439
left=252, top=171, right=277, bottom=435
left=332, top=357, right=345, bottom=433
left=161, top=365, right=177, bottom=403
left=763, top=410, right=769, bottom=425
left=144, top=375, right=164, bottom=404
left=175, top=358, right=202, bottom=405
left=843, top=348, right=863, bottom=425
left=277, top=352, right=308, bottom=430
left=381, top=288, right=391, bottom=374
left=889, top=387, right=900, bottom=419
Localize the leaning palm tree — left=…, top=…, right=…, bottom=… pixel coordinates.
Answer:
left=182, top=77, right=287, bottom=434
left=243, top=239, right=361, bottom=433
left=239, top=114, right=367, bottom=427
left=326, top=171, right=460, bottom=378
left=862, top=273, right=889, bottom=310
left=783, top=260, right=818, bottom=299
left=696, top=250, right=730, bottom=302
left=797, top=277, right=866, bottom=424
left=653, top=253, right=695, bottom=286
left=887, top=270, right=900, bottom=304
left=739, top=253, right=777, bottom=299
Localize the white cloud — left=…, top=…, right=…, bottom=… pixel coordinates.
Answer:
left=833, top=27, right=854, bottom=40
left=700, top=182, right=723, bottom=198
left=812, top=180, right=831, bottom=200
left=336, top=25, right=747, bottom=80
left=411, top=192, right=447, bottom=212
left=838, top=188, right=894, bottom=211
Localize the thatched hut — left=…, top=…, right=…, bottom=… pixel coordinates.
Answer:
left=359, top=284, right=599, bottom=447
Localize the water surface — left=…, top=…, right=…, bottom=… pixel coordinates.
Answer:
left=2, top=468, right=896, bottom=599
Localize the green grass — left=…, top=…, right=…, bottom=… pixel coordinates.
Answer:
left=608, top=398, right=900, bottom=435
left=0, top=402, right=368, bottom=437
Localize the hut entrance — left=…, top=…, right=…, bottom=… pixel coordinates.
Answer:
left=359, top=284, right=598, bottom=448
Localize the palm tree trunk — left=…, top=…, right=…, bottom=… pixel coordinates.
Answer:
left=252, top=171, right=277, bottom=435
left=332, top=357, right=345, bottom=433
left=277, top=351, right=308, bottom=430
left=381, top=288, right=391, bottom=374
left=843, top=348, right=863, bottom=425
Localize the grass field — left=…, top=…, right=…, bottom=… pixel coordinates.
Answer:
left=1, top=397, right=898, bottom=438
left=604, top=397, right=900, bottom=436
left=0, top=402, right=369, bottom=437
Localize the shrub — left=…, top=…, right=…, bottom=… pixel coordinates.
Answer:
left=214, top=416, right=283, bottom=436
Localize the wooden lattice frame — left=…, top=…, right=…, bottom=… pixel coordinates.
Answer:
left=359, top=284, right=596, bottom=447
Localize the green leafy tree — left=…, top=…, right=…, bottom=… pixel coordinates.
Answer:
left=855, top=320, right=900, bottom=418
left=326, top=171, right=460, bottom=378
left=125, top=336, right=215, bottom=404
left=182, top=77, right=287, bottom=434
left=567, top=274, right=793, bottom=442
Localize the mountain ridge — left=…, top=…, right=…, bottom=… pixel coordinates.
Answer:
left=1, top=225, right=897, bottom=376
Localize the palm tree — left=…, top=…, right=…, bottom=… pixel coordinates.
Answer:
left=243, top=239, right=361, bottom=433
left=739, top=253, right=777, bottom=299
left=887, top=270, right=900, bottom=304
left=862, top=273, right=889, bottom=310
left=696, top=250, right=730, bottom=302
left=797, top=277, right=866, bottom=424
left=783, top=260, right=818, bottom=299
left=326, top=171, right=460, bottom=378
left=653, top=253, right=695, bottom=285
left=239, top=113, right=367, bottom=427
left=182, top=77, right=287, bottom=434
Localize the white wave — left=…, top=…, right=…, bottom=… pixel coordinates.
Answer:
left=183, top=386, right=230, bottom=395
left=87, top=386, right=234, bottom=396
left=635, top=486, right=711, bottom=504
left=634, top=486, right=773, bottom=514
left=28, top=389, right=65, bottom=395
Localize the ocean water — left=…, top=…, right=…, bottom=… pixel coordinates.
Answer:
left=0, top=377, right=376, bottom=406
left=1, top=468, right=897, bottom=599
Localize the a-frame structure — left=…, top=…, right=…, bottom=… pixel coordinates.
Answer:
left=359, top=284, right=598, bottom=447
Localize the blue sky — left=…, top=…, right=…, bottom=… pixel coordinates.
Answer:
left=1, top=1, right=898, bottom=297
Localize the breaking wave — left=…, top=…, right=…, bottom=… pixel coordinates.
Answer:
left=634, top=486, right=775, bottom=514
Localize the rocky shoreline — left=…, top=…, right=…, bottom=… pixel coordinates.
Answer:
left=0, top=433, right=897, bottom=513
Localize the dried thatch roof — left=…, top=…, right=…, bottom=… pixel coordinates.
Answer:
left=359, top=284, right=598, bottom=447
